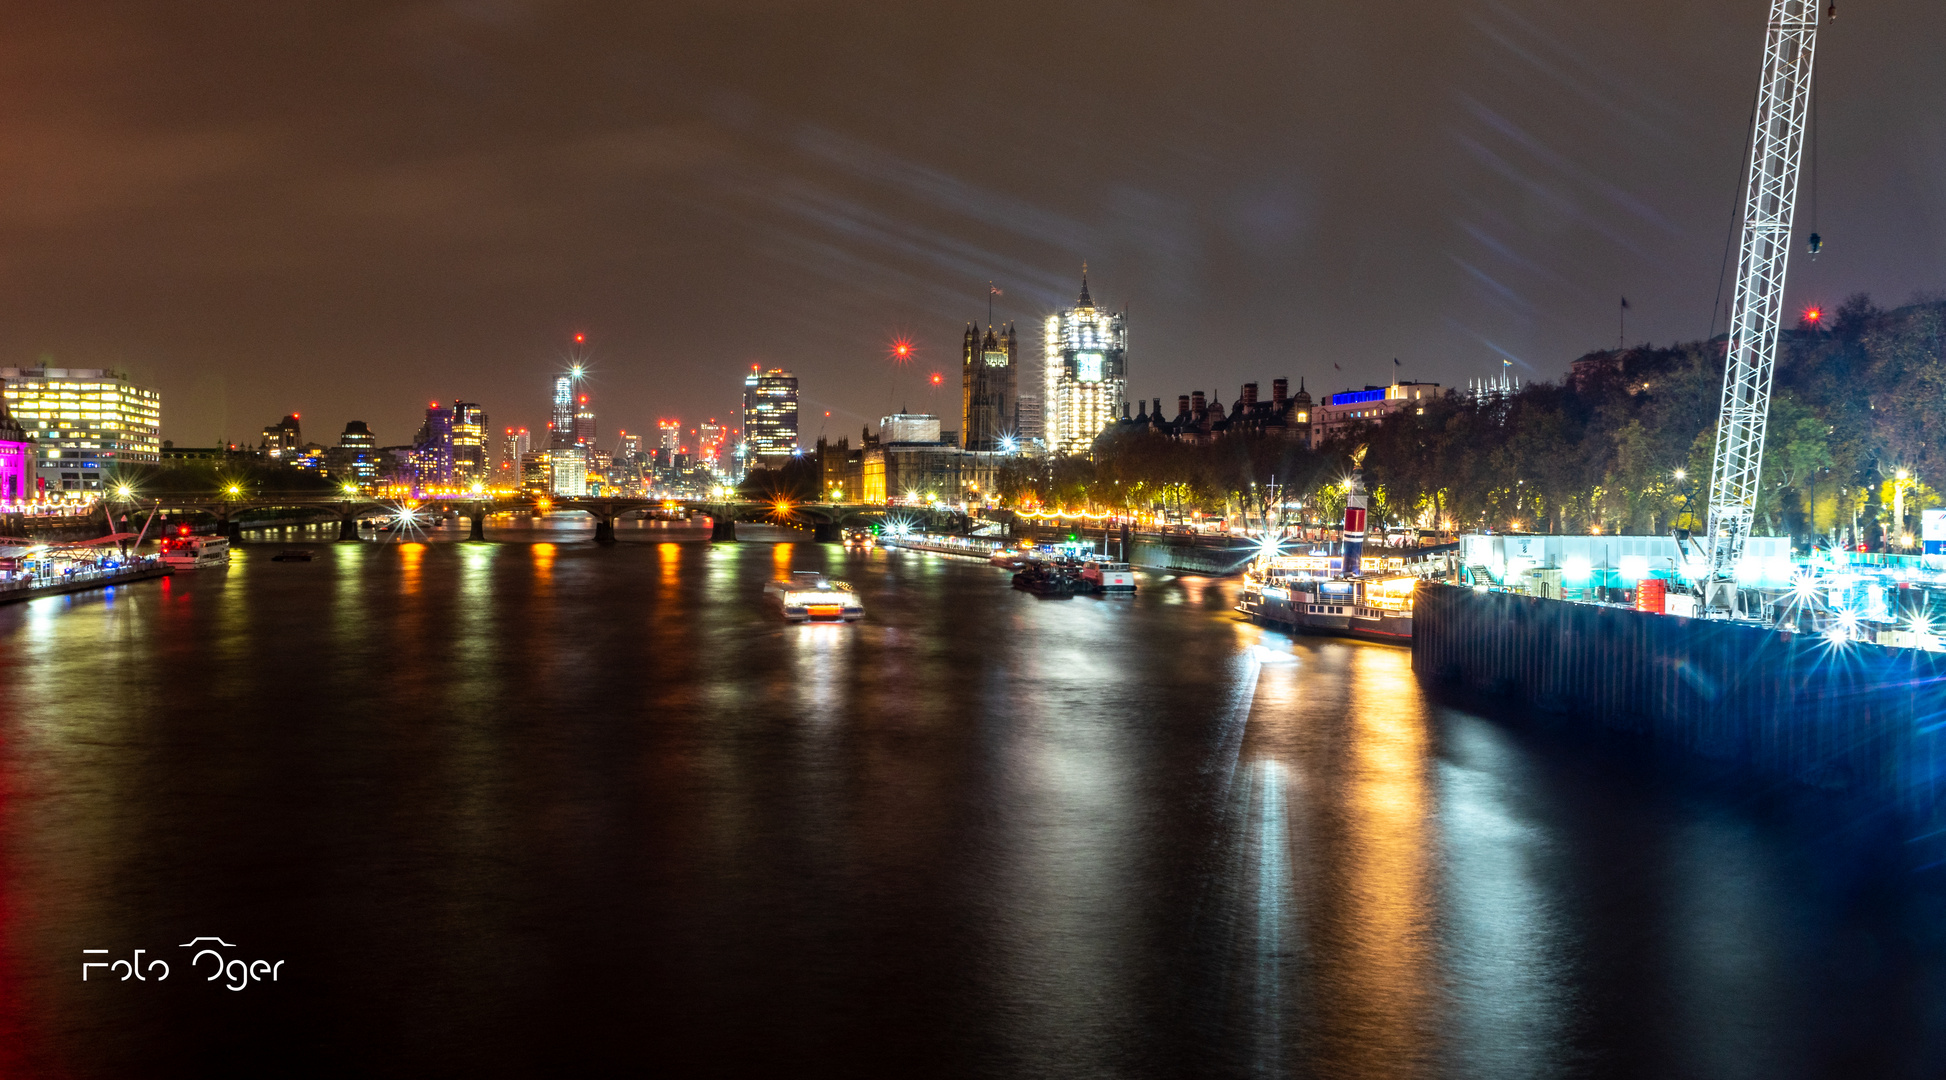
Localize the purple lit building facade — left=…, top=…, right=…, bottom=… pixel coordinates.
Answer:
left=0, top=398, right=32, bottom=504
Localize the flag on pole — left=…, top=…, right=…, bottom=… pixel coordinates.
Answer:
left=990, top=284, right=1003, bottom=296
left=1333, top=362, right=1341, bottom=371
left=1620, top=296, right=1630, bottom=309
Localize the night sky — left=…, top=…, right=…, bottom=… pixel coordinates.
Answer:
left=0, top=1, right=1939, bottom=449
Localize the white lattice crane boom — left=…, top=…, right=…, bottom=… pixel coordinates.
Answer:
left=1705, top=0, right=1822, bottom=603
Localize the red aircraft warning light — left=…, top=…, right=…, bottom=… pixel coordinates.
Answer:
left=574, top=333, right=586, bottom=343
left=1804, top=305, right=1824, bottom=324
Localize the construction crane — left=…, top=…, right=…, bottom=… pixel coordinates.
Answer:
left=1703, top=0, right=1823, bottom=614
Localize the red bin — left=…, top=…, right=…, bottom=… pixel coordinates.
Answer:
left=1635, top=577, right=1666, bottom=614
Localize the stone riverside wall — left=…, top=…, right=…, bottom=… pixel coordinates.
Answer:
left=1412, top=582, right=1946, bottom=822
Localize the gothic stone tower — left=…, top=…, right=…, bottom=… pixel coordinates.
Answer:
left=961, top=321, right=1017, bottom=452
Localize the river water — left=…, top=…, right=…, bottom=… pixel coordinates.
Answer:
left=4, top=520, right=1946, bottom=1078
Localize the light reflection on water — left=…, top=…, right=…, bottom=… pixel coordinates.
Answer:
left=0, top=543, right=1943, bottom=1077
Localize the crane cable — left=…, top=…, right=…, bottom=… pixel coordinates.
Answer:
left=1708, top=86, right=1762, bottom=343
left=1807, top=48, right=1821, bottom=257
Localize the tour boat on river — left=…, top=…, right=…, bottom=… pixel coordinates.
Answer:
left=159, top=535, right=231, bottom=571
left=1236, top=554, right=1416, bottom=643
left=764, top=571, right=865, bottom=622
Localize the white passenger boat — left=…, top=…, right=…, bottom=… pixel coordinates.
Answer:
left=1082, top=559, right=1137, bottom=594
left=158, top=534, right=231, bottom=571
left=1236, top=554, right=1415, bottom=642
left=763, top=570, right=865, bottom=622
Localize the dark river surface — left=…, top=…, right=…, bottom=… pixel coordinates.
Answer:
left=5, top=518, right=1946, bottom=1078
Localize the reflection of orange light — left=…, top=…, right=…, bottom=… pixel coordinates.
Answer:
left=773, top=543, right=793, bottom=569
left=533, top=542, right=556, bottom=577
left=1342, top=648, right=1433, bottom=1048
left=399, top=542, right=425, bottom=594
left=659, top=541, right=680, bottom=585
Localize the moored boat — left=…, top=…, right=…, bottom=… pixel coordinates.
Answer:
left=1237, top=556, right=1416, bottom=643
left=159, top=535, right=231, bottom=570
left=1082, top=559, right=1137, bottom=594
left=1012, top=560, right=1089, bottom=596
left=989, top=547, right=1032, bottom=571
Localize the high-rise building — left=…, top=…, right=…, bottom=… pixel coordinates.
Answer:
left=574, top=395, right=596, bottom=454
left=697, top=419, right=726, bottom=466
left=658, top=419, right=681, bottom=455
left=519, top=449, right=549, bottom=493
left=0, top=366, right=161, bottom=493
left=1043, top=272, right=1127, bottom=457
left=261, top=414, right=302, bottom=460
left=742, top=367, right=798, bottom=467
left=0, top=396, right=32, bottom=503
left=501, top=427, right=531, bottom=477
left=411, top=401, right=455, bottom=487
left=961, top=322, right=1017, bottom=452
left=549, top=373, right=576, bottom=448
left=549, top=447, right=587, bottom=496
left=450, top=401, right=488, bottom=483
left=332, top=421, right=379, bottom=486
left=617, top=431, right=642, bottom=465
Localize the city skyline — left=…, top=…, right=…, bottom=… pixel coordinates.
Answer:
left=0, top=2, right=1934, bottom=452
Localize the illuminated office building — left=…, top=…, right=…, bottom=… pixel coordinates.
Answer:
left=658, top=419, right=681, bottom=455
left=697, top=420, right=725, bottom=459
left=501, top=427, right=530, bottom=477
left=617, top=431, right=643, bottom=465
left=332, top=421, right=379, bottom=486
left=574, top=396, right=596, bottom=454
left=742, top=367, right=799, bottom=467
left=961, top=321, right=1017, bottom=452
left=0, top=397, right=32, bottom=503
left=0, top=366, right=161, bottom=493
left=549, top=373, right=576, bottom=448
left=411, top=402, right=455, bottom=487
left=261, top=414, right=302, bottom=460
left=549, top=447, right=587, bottom=496
left=450, top=400, right=488, bottom=482
left=1042, top=273, right=1126, bottom=457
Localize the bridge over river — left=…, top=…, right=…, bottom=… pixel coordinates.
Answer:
left=92, top=492, right=969, bottom=544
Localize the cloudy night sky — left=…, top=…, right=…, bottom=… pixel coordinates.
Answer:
left=0, top=0, right=1939, bottom=448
